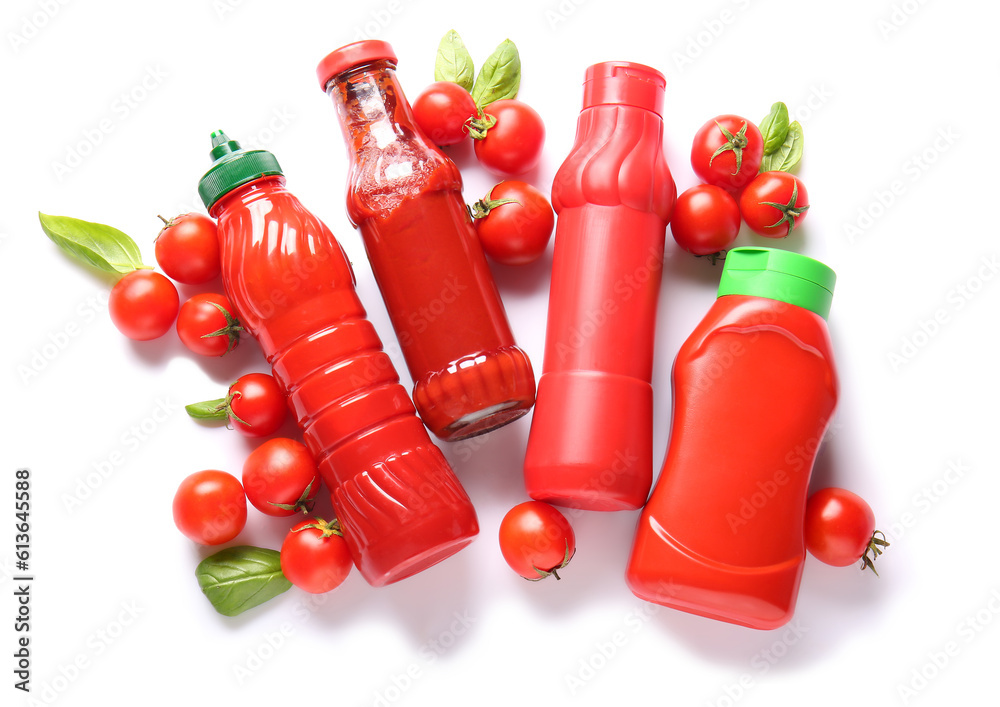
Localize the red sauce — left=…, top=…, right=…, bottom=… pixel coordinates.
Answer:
left=320, top=44, right=535, bottom=441
left=626, top=250, right=838, bottom=629
left=207, top=159, right=478, bottom=587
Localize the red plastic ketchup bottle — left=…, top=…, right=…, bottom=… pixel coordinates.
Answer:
left=198, top=131, right=478, bottom=587
left=316, top=41, right=535, bottom=442
left=626, top=247, right=838, bottom=629
left=523, top=61, right=675, bottom=511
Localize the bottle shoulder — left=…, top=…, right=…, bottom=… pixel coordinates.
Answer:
left=551, top=105, right=675, bottom=220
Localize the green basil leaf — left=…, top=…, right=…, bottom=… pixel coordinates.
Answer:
left=470, top=39, right=521, bottom=109
left=195, top=546, right=291, bottom=617
left=759, top=102, right=790, bottom=155
left=760, top=121, right=803, bottom=173
left=434, top=29, right=475, bottom=92
left=185, top=397, right=228, bottom=421
left=39, top=212, right=147, bottom=275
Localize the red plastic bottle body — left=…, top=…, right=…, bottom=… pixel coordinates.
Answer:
left=211, top=175, right=478, bottom=587
left=523, top=62, right=675, bottom=511
left=626, top=294, right=838, bottom=629
left=318, top=44, right=535, bottom=442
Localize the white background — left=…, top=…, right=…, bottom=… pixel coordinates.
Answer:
left=2, top=0, right=997, bottom=705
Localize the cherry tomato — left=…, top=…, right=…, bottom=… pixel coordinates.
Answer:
left=473, top=180, right=554, bottom=265
left=281, top=518, right=353, bottom=593
left=498, top=501, right=576, bottom=581
left=227, top=372, right=287, bottom=438
left=739, top=171, right=810, bottom=238
left=108, top=269, right=179, bottom=341
left=412, top=81, right=477, bottom=146
left=670, top=184, right=741, bottom=257
left=172, top=470, right=247, bottom=545
left=804, top=487, right=890, bottom=574
left=242, top=438, right=319, bottom=517
left=176, top=292, right=242, bottom=357
left=473, top=100, right=545, bottom=178
left=154, top=213, right=221, bottom=285
left=691, top=115, right=763, bottom=191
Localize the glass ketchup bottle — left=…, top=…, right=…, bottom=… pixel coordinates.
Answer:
left=523, top=61, right=675, bottom=511
left=315, top=41, right=535, bottom=442
left=198, top=131, right=478, bottom=587
left=626, top=247, right=838, bottom=629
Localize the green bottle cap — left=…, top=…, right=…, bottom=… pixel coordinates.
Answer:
left=197, top=130, right=283, bottom=210
left=717, top=247, right=836, bottom=319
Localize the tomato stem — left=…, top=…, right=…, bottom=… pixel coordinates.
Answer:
left=760, top=180, right=809, bottom=237
left=268, top=479, right=317, bottom=514
left=292, top=517, right=344, bottom=538
left=201, top=301, right=244, bottom=354
left=860, top=530, right=890, bottom=576
left=709, top=121, right=750, bottom=176
left=465, top=110, right=498, bottom=141
left=471, top=184, right=521, bottom=220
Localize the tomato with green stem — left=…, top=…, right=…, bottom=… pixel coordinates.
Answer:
left=670, top=184, right=741, bottom=258
left=470, top=99, right=545, bottom=178
left=108, top=269, right=179, bottom=341
left=176, top=292, right=242, bottom=357
left=691, top=114, right=763, bottom=191
left=281, top=518, right=353, bottom=593
left=413, top=81, right=478, bottom=146
left=472, top=180, right=554, bottom=265
left=740, top=171, right=810, bottom=238
left=227, top=373, right=287, bottom=437
left=242, top=438, right=320, bottom=517
left=185, top=372, right=288, bottom=437
left=172, top=470, right=247, bottom=546
left=154, top=213, right=221, bottom=285
left=804, top=487, right=890, bottom=575
left=499, top=501, right=576, bottom=581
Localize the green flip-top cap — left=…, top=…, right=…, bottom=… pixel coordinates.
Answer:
left=197, top=130, right=283, bottom=210
left=717, top=247, right=836, bottom=319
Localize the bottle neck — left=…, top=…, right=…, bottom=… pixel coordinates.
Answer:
left=327, top=60, right=413, bottom=153
left=210, top=174, right=288, bottom=218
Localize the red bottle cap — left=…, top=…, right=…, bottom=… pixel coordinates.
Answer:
left=316, top=40, right=397, bottom=92
left=581, top=61, right=666, bottom=117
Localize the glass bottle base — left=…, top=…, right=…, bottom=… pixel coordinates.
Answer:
left=413, top=345, right=536, bottom=442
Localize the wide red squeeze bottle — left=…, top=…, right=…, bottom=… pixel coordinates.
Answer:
left=198, top=131, right=478, bottom=587
left=626, top=247, right=838, bottom=629
left=523, top=61, right=675, bottom=511
left=316, top=41, right=535, bottom=442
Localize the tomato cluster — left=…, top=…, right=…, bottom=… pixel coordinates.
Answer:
left=672, top=112, right=810, bottom=259
left=411, top=33, right=553, bottom=266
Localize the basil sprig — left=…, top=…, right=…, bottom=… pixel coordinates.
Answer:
left=195, top=546, right=292, bottom=617
left=39, top=212, right=148, bottom=275
left=758, top=102, right=803, bottom=173
left=470, top=39, right=521, bottom=109
left=434, top=30, right=475, bottom=92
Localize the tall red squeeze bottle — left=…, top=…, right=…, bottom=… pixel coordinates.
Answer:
left=316, top=41, right=535, bottom=442
left=523, top=61, right=675, bottom=511
left=198, top=131, right=478, bottom=587
left=626, top=247, right=838, bottom=629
